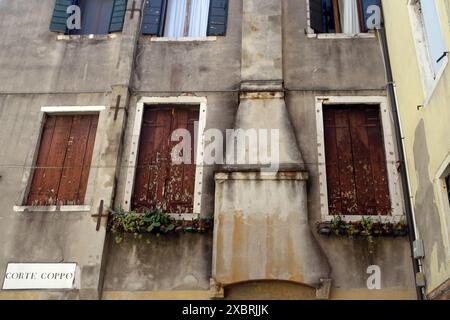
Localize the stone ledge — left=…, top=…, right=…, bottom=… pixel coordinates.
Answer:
left=56, top=34, right=118, bottom=41
left=215, top=171, right=309, bottom=181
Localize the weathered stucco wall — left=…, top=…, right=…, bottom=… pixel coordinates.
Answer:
left=0, top=1, right=120, bottom=93
left=382, top=0, right=450, bottom=298
left=0, top=0, right=417, bottom=299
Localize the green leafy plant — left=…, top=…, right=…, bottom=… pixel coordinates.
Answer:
left=317, top=216, right=408, bottom=254
left=108, top=207, right=213, bottom=243
left=317, top=216, right=408, bottom=240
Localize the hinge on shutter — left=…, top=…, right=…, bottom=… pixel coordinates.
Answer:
left=114, top=95, right=122, bottom=121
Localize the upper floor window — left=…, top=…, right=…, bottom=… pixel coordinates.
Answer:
left=49, top=0, right=128, bottom=35
left=409, top=0, right=448, bottom=99
left=309, top=0, right=381, bottom=34
left=419, top=0, right=448, bottom=77
left=142, top=0, right=229, bottom=37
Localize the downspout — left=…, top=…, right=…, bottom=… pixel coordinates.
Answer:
left=377, top=2, right=424, bottom=300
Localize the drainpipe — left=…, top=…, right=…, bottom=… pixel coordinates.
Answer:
left=377, top=2, right=424, bottom=300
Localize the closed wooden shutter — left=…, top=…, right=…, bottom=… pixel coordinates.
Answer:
left=142, top=0, right=167, bottom=36
left=323, top=105, right=391, bottom=216
left=27, top=114, right=98, bottom=206
left=109, top=0, right=128, bottom=32
left=207, top=0, right=229, bottom=36
left=50, top=0, right=77, bottom=33
left=132, top=106, right=198, bottom=213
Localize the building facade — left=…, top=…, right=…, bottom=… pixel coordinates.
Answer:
left=382, top=0, right=450, bottom=300
left=0, top=0, right=418, bottom=299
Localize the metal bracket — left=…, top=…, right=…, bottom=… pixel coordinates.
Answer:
left=91, top=200, right=108, bottom=231
left=437, top=51, right=449, bottom=64
left=126, top=0, right=141, bottom=20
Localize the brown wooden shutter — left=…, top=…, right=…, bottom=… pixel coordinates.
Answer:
left=323, top=105, right=391, bottom=216
left=27, top=114, right=98, bottom=206
left=132, top=106, right=198, bottom=213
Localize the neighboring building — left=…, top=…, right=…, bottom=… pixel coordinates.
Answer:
left=382, top=0, right=450, bottom=299
left=0, top=0, right=417, bottom=300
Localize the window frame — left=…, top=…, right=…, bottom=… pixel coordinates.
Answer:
left=142, top=0, right=227, bottom=41
left=306, top=0, right=377, bottom=39
left=435, top=154, right=450, bottom=260
left=408, top=0, right=449, bottom=105
left=445, top=0, right=450, bottom=26
left=315, top=96, right=405, bottom=222
left=122, top=97, right=207, bottom=220
left=13, top=106, right=106, bottom=213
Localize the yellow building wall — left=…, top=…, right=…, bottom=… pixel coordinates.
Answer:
left=382, top=0, right=450, bottom=297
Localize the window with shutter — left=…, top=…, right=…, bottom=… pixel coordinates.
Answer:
left=50, top=0, right=128, bottom=34
left=308, top=0, right=381, bottom=34
left=26, top=115, right=98, bottom=206
left=132, top=106, right=198, bottom=213
left=142, top=0, right=228, bottom=37
left=50, top=0, right=76, bottom=33
left=323, top=105, right=391, bottom=216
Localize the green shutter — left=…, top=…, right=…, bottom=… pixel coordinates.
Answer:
left=207, top=0, right=229, bottom=36
left=50, top=0, right=76, bottom=33
left=109, top=0, right=128, bottom=33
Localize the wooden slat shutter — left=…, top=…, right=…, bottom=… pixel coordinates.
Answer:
left=133, top=108, right=172, bottom=210
left=50, top=0, right=77, bottom=33
left=27, top=115, right=98, bottom=206
left=109, top=0, right=128, bottom=33
left=207, top=0, right=229, bottom=36
left=142, top=0, right=167, bottom=36
left=165, top=108, right=198, bottom=213
left=323, top=105, right=391, bottom=216
left=309, top=0, right=324, bottom=33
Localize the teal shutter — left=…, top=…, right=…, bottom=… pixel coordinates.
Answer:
left=207, top=0, right=229, bottom=36
left=50, top=0, right=76, bottom=33
left=142, top=0, right=167, bottom=36
left=109, top=0, right=128, bottom=33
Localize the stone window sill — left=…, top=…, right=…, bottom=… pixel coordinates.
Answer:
left=307, top=32, right=376, bottom=39
left=56, top=34, right=118, bottom=41
left=148, top=36, right=217, bottom=42
left=13, top=205, right=92, bottom=213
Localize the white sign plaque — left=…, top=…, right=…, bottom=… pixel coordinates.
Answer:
left=2, top=263, right=77, bottom=290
